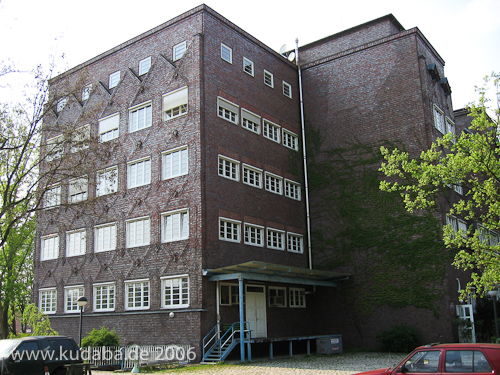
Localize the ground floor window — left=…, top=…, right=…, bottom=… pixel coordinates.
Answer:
left=162, top=276, right=189, bottom=308
left=289, top=287, right=306, bottom=308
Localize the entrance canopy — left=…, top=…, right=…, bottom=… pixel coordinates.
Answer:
left=203, top=261, right=350, bottom=287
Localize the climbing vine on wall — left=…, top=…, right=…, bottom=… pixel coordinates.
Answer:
left=297, top=125, right=452, bottom=320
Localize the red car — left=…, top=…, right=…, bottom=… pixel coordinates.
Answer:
left=354, top=344, right=500, bottom=375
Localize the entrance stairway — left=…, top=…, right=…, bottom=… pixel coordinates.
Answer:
left=202, top=322, right=251, bottom=362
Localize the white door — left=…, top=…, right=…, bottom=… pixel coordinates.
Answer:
left=457, top=304, right=476, bottom=343
left=245, top=285, right=267, bottom=338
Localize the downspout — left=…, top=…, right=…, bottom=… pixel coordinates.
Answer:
left=295, top=39, right=313, bottom=271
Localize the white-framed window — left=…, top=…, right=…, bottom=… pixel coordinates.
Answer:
left=39, top=288, right=57, bottom=314
left=162, top=209, right=189, bottom=242
left=43, top=185, right=61, bottom=208
left=125, top=279, right=150, bottom=310
left=163, top=87, right=188, bottom=121
left=138, top=56, right=151, bottom=75
left=64, top=286, right=84, bottom=313
left=161, top=276, right=189, bottom=308
left=126, top=216, right=150, bottom=248
left=289, top=288, right=306, bottom=308
left=283, top=129, right=299, bottom=151
left=433, top=105, right=445, bottom=133
left=264, top=70, right=274, bottom=88
left=269, top=287, right=286, bottom=307
left=220, top=283, right=239, bottom=305
left=267, top=228, right=285, bottom=250
left=94, top=223, right=117, bottom=253
left=478, top=224, right=499, bottom=247
left=283, top=81, right=292, bottom=98
left=241, top=109, right=261, bottom=134
left=82, top=84, right=92, bottom=101
left=46, top=134, right=64, bottom=161
left=219, top=218, right=241, bottom=243
left=66, top=229, right=86, bottom=257
left=218, top=155, right=239, bottom=181
left=41, top=234, right=59, bottom=261
left=93, top=283, right=115, bottom=312
left=173, top=41, right=187, bottom=61
left=242, top=164, right=262, bottom=188
left=284, top=179, right=301, bottom=201
left=162, top=146, right=188, bottom=180
left=129, top=102, right=152, bottom=133
left=127, top=157, right=151, bottom=189
left=446, top=117, right=456, bottom=137
left=98, top=113, right=119, bottom=142
left=446, top=215, right=467, bottom=238
left=244, top=223, right=264, bottom=247
left=69, top=176, right=88, bottom=203
left=243, top=57, right=254, bottom=76
left=221, top=43, right=232, bottom=64
left=453, top=183, right=463, bottom=195
left=217, top=97, right=239, bottom=124
left=56, top=97, right=67, bottom=112
left=265, top=172, right=283, bottom=195
left=109, top=71, right=120, bottom=89
left=70, top=124, right=90, bottom=153
left=96, top=166, right=118, bottom=196
left=263, top=120, right=281, bottom=143
left=287, top=232, right=304, bottom=254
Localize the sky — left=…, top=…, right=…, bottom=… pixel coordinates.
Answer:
left=0, top=0, right=499, bottom=109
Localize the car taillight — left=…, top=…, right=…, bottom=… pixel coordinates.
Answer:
left=44, top=366, right=50, bottom=375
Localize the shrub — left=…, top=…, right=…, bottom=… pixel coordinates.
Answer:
left=81, top=326, right=120, bottom=347
left=376, top=324, right=421, bottom=352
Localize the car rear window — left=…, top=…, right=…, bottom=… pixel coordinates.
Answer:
left=445, top=350, right=492, bottom=373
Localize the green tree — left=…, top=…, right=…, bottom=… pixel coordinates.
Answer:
left=19, top=304, right=58, bottom=336
left=81, top=327, right=120, bottom=347
left=379, top=73, right=500, bottom=298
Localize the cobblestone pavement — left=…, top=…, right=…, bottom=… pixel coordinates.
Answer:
left=91, top=352, right=406, bottom=374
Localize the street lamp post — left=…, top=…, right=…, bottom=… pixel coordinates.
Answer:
left=76, top=296, right=88, bottom=348
left=488, top=290, right=499, bottom=340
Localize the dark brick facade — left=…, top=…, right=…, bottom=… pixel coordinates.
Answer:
left=35, top=6, right=469, bottom=356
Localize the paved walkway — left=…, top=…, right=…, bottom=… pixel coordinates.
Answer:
left=91, top=352, right=406, bottom=374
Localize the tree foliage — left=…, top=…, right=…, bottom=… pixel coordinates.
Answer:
left=380, top=73, right=500, bottom=298
left=18, top=304, right=58, bottom=337
left=81, top=327, right=120, bottom=347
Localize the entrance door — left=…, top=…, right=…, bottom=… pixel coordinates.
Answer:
left=456, top=304, right=476, bottom=343
left=245, top=285, right=267, bottom=338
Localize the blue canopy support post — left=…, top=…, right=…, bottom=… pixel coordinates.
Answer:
left=307, top=339, right=311, bottom=355
left=269, top=342, right=274, bottom=359
left=289, top=341, right=293, bottom=357
left=239, top=277, right=245, bottom=362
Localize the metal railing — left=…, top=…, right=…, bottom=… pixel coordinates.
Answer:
left=202, top=321, right=251, bottom=362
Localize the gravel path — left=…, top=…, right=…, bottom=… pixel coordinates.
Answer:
left=90, top=352, right=406, bottom=374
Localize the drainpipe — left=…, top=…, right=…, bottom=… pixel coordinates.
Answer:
left=295, top=38, right=313, bottom=271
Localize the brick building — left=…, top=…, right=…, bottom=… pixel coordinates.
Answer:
left=35, top=5, right=474, bottom=359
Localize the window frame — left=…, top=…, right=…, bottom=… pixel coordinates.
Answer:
left=45, top=134, right=64, bottom=161
left=264, top=70, right=274, bottom=88
left=218, top=155, right=240, bottom=181
left=138, top=56, right=151, bottom=75
left=162, top=146, right=188, bottom=180
left=82, top=84, right=92, bottom=101
left=265, top=172, right=283, bottom=195
left=163, top=87, right=188, bottom=121
left=129, top=101, right=152, bottom=133
left=244, top=223, right=264, bottom=247
left=220, top=283, right=239, bottom=306
left=289, top=287, right=306, bottom=308
left=433, top=105, right=446, bottom=134
left=125, top=279, right=150, bottom=311
left=217, top=97, right=239, bottom=124
left=41, top=234, right=59, bottom=261
left=269, top=286, right=287, bottom=307
left=173, top=41, right=187, bottom=61
left=283, top=81, right=292, bottom=98
left=64, top=285, right=84, bottom=313
left=127, top=157, right=151, bottom=189
left=267, top=228, right=285, bottom=251
left=283, top=129, right=299, bottom=151
left=56, top=97, right=67, bottom=113
left=242, top=164, right=262, bottom=189
left=243, top=57, right=254, bottom=76
left=241, top=108, right=261, bottom=134
left=39, top=288, right=57, bottom=314
left=93, top=282, right=116, bottom=312
left=96, top=166, right=118, bottom=196
left=94, top=222, right=117, bottom=253
left=68, top=176, right=88, bottom=203
left=98, top=113, right=120, bottom=142
left=43, top=184, right=61, bottom=208
left=161, top=209, right=189, bottom=243
left=263, top=119, right=281, bottom=143
left=126, top=216, right=151, bottom=248
left=284, top=179, right=301, bottom=201
left=221, top=43, right=232, bottom=64
left=70, top=124, right=90, bottom=153
left=65, top=228, right=86, bottom=257
left=219, top=217, right=241, bottom=243
left=161, top=275, right=190, bottom=309
left=287, top=232, right=304, bottom=254
left=109, top=71, right=120, bottom=89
